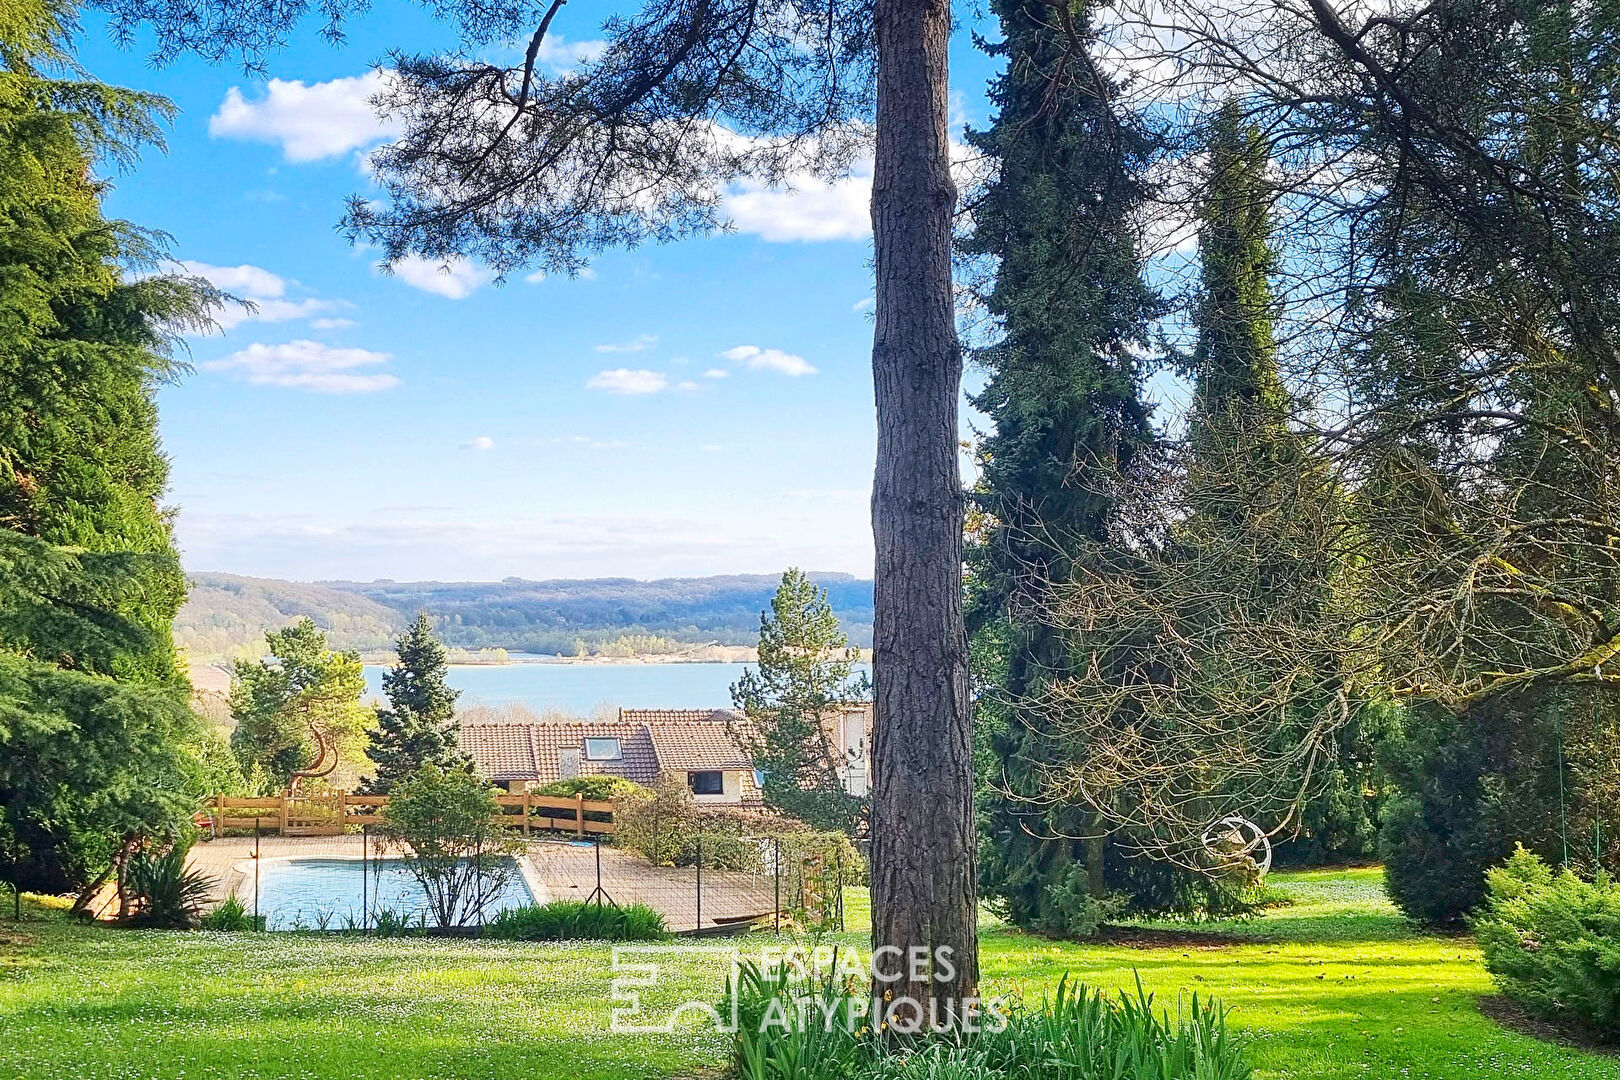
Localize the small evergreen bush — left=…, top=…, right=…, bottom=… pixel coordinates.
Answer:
left=482, top=900, right=668, bottom=941
left=1473, top=846, right=1620, bottom=1037
left=199, top=894, right=264, bottom=931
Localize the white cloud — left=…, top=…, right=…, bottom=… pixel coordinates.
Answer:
left=310, top=317, right=357, bottom=330
left=181, top=260, right=285, bottom=298
left=209, top=72, right=402, bottom=163
left=541, top=434, right=630, bottom=450
left=595, top=334, right=658, bottom=354
left=201, top=340, right=399, bottom=393
left=179, top=260, right=346, bottom=331
left=586, top=368, right=668, bottom=395
left=852, top=296, right=875, bottom=312
left=721, top=345, right=818, bottom=377
left=675, top=380, right=699, bottom=391
left=719, top=136, right=972, bottom=243
left=702, top=368, right=729, bottom=379
left=724, top=164, right=873, bottom=243
left=462, top=436, right=496, bottom=451
left=386, top=255, right=494, bottom=299
left=536, top=36, right=607, bottom=71
left=524, top=269, right=547, bottom=284
left=217, top=297, right=344, bottom=331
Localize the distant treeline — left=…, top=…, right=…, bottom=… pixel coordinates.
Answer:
left=176, top=572, right=874, bottom=661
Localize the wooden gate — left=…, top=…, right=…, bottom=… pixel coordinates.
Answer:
left=284, top=789, right=345, bottom=836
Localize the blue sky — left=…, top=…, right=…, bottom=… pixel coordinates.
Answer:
left=71, top=4, right=1010, bottom=583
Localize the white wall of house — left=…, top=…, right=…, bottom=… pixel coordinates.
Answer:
left=681, top=768, right=745, bottom=804
left=838, top=708, right=870, bottom=797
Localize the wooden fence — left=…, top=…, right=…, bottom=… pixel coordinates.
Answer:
left=208, top=791, right=615, bottom=838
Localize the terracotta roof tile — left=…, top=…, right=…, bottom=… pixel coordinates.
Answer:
left=646, top=719, right=756, bottom=771
left=463, top=710, right=760, bottom=787
left=458, top=723, right=536, bottom=783
left=619, top=708, right=742, bottom=726
left=462, top=720, right=660, bottom=784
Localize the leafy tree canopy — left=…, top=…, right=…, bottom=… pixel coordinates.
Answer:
left=229, top=618, right=374, bottom=791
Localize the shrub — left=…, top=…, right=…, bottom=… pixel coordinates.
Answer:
left=1379, top=767, right=1517, bottom=926
left=1379, top=694, right=1618, bottom=926
left=616, top=775, right=864, bottom=878
left=612, top=774, right=702, bottom=866
left=123, top=843, right=212, bottom=929
left=1473, top=846, right=1620, bottom=1036
left=725, top=960, right=1250, bottom=1080
left=482, top=900, right=668, bottom=941
left=982, top=829, right=1253, bottom=937
left=383, top=764, right=526, bottom=928
left=199, top=893, right=264, bottom=931
left=1032, top=863, right=1124, bottom=938
left=532, top=776, right=649, bottom=801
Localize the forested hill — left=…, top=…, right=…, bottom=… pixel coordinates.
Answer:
left=176, top=572, right=875, bottom=661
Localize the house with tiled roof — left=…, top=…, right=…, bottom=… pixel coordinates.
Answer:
left=460, top=709, right=763, bottom=805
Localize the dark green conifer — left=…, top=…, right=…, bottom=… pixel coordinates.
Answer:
left=1181, top=105, right=1374, bottom=866
left=363, top=614, right=467, bottom=793
left=964, top=0, right=1184, bottom=934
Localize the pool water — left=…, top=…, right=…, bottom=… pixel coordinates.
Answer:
left=251, top=857, right=533, bottom=930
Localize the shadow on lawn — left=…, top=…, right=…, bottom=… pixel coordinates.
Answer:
left=1478, top=994, right=1620, bottom=1059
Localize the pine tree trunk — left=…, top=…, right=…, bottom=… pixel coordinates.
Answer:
left=869, top=0, right=978, bottom=1026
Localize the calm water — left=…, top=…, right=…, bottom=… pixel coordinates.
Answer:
left=362, top=660, right=761, bottom=713
left=253, top=856, right=532, bottom=930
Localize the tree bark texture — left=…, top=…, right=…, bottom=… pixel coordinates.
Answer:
left=869, top=0, right=979, bottom=1024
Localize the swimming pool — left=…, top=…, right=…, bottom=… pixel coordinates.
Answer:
left=251, top=856, right=534, bottom=930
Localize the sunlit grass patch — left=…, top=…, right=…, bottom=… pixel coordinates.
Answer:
left=0, top=868, right=1616, bottom=1079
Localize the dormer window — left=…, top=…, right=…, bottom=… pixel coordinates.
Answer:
left=584, top=737, right=622, bottom=761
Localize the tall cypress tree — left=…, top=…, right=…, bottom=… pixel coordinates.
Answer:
left=1178, top=105, right=1372, bottom=864
left=1188, top=104, right=1288, bottom=446
left=963, top=0, right=1170, bottom=935
left=363, top=613, right=467, bottom=793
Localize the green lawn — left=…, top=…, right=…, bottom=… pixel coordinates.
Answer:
left=1, top=868, right=1614, bottom=1079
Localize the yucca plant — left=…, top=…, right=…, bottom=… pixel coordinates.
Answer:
left=123, top=845, right=212, bottom=929
left=726, top=962, right=1251, bottom=1080
left=726, top=957, right=867, bottom=1080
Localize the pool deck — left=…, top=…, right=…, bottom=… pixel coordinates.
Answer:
left=180, top=835, right=779, bottom=933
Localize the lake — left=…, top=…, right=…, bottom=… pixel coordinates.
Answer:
left=361, top=660, right=761, bottom=714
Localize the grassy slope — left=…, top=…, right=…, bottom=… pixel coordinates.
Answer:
left=1, top=869, right=1614, bottom=1080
